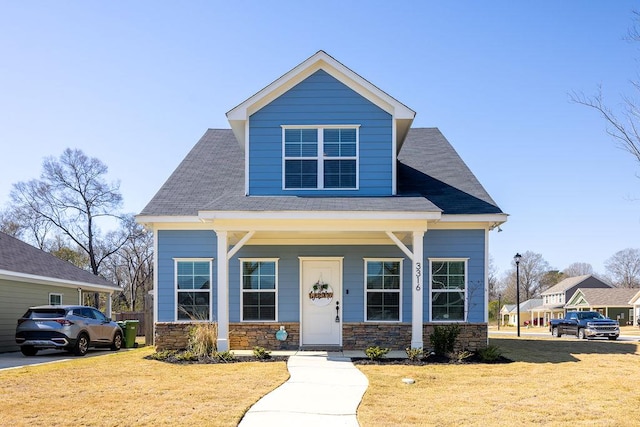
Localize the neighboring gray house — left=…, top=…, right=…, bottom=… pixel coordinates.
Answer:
left=137, top=51, right=507, bottom=352
left=566, top=287, right=639, bottom=325
left=0, top=231, right=120, bottom=352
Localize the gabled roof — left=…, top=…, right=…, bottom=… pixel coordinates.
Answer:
left=226, top=50, right=416, bottom=151
left=541, top=275, right=611, bottom=295
left=567, top=287, right=638, bottom=307
left=500, top=299, right=542, bottom=313
left=138, top=128, right=504, bottom=218
left=0, top=231, right=119, bottom=291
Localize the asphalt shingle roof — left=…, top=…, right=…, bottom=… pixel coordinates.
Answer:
left=140, top=128, right=503, bottom=217
left=541, top=275, right=610, bottom=295
left=572, top=288, right=639, bottom=306
left=0, top=231, right=119, bottom=289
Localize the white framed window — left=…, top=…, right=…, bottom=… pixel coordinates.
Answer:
left=282, top=125, right=359, bottom=190
left=364, top=259, right=402, bottom=322
left=429, top=259, right=468, bottom=321
left=49, top=293, right=62, bottom=305
left=240, top=259, right=278, bottom=322
left=174, top=258, right=212, bottom=321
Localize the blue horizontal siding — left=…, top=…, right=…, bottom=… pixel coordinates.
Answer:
left=249, top=69, right=392, bottom=196
left=229, top=245, right=410, bottom=323
left=156, top=230, right=217, bottom=322
left=155, top=230, right=487, bottom=325
left=424, top=229, right=486, bottom=322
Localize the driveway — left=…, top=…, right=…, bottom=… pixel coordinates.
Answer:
left=0, top=348, right=126, bottom=370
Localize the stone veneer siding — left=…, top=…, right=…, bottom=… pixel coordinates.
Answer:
left=155, top=321, right=487, bottom=352
left=229, top=322, right=300, bottom=351
left=342, top=322, right=487, bottom=351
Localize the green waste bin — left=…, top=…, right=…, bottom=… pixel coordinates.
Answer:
left=122, top=320, right=139, bottom=348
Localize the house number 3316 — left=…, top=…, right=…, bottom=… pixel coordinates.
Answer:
left=415, top=262, right=422, bottom=291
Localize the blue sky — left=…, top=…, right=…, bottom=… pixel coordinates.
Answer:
left=1, top=1, right=639, bottom=277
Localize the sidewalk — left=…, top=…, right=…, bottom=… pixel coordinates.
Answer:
left=238, top=351, right=369, bottom=427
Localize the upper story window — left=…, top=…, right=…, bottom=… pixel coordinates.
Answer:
left=283, top=126, right=358, bottom=190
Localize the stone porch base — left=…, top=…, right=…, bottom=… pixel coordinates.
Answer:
left=155, top=321, right=488, bottom=352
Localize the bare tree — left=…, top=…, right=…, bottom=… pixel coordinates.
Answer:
left=562, top=262, right=594, bottom=277
left=103, top=215, right=154, bottom=311
left=605, top=248, right=640, bottom=288
left=570, top=11, right=640, bottom=166
left=6, top=148, right=127, bottom=306
left=502, top=251, right=551, bottom=301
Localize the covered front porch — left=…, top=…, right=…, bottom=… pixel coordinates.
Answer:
left=207, top=214, right=433, bottom=352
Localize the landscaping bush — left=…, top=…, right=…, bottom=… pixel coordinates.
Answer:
left=253, top=346, right=272, bottom=360
left=187, top=322, right=218, bottom=357
left=365, top=346, right=390, bottom=361
left=429, top=324, right=460, bottom=356
left=405, top=347, right=424, bottom=361
left=478, top=345, right=503, bottom=362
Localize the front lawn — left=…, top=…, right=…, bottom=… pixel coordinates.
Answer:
left=0, top=347, right=289, bottom=426
left=356, top=337, right=640, bottom=426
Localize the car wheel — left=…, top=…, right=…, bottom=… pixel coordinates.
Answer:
left=20, top=346, right=38, bottom=356
left=111, top=331, right=123, bottom=351
left=578, top=328, right=586, bottom=339
left=552, top=327, right=561, bottom=338
left=73, top=333, right=90, bottom=356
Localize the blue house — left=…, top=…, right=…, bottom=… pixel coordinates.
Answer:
left=136, top=51, right=506, bottom=352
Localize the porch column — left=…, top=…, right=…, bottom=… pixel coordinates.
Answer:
left=216, top=231, right=229, bottom=351
left=411, top=231, right=424, bottom=349
left=106, top=293, right=112, bottom=317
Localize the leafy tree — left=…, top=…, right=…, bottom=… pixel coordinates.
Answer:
left=605, top=248, right=640, bottom=288
left=539, top=270, right=564, bottom=290
left=4, top=148, right=127, bottom=306
left=563, top=262, right=594, bottom=277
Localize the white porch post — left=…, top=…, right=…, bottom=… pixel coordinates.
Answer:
left=106, top=293, right=112, bottom=317
left=411, top=231, right=424, bottom=349
left=216, top=231, right=229, bottom=351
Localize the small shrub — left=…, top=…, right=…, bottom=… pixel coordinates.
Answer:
left=148, top=350, right=177, bottom=361
left=175, top=350, right=199, bottom=361
left=253, top=346, right=272, bottom=360
left=215, top=351, right=237, bottom=362
left=429, top=324, right=460, bottom=356
left=405, top=347, right=424, bottom=361
left=187, top=322, right=218, bottom=358
left=478, top=345, right=503, bottom=362
left=365, top=346, right=390, bottom=361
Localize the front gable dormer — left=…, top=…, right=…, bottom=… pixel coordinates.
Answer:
left=226, top=51, right=416, bottom=196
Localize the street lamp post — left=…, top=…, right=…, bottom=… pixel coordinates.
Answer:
left=514, top=253, right=522, bottom=337
left=497, top=293, right=502, bottom=330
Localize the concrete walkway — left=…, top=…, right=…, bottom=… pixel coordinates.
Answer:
left=238, top=351, right=369, bottom=426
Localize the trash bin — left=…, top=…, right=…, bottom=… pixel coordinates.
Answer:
left=122, top=320, right=139, bottom=348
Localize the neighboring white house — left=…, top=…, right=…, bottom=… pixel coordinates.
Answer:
left=0, top=232, right=120, bottom=352
left=499, top=299, right=542, bottom=326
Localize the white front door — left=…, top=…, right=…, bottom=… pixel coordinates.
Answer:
left=300, top=258, right=342, bottom=347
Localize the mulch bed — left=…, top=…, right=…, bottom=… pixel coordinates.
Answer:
left=146, top=351, right=512, bottom=365
left=352, top=354, right=513, bottom=365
